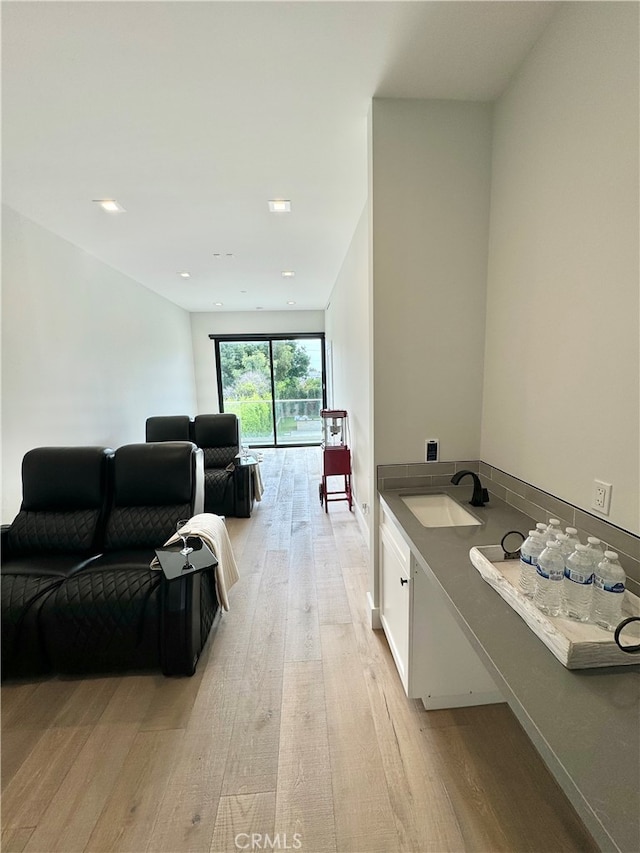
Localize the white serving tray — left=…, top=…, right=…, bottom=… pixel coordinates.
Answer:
left=470, top=545, right=640, bottom=669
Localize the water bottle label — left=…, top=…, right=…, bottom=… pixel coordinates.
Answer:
left=593, top=575, right=624, bottom=592
left=594, top=577, right=625, bottom=593
left=536, top=565, right=550, bottom=580
left=520, top=554, right=536, bottom=567
left=564, top=569, right=593, bottom=585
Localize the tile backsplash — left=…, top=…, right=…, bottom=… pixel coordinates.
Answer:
left=377, top=459, right=640, bottom=596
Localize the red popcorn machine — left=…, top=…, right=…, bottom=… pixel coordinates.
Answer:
left=318, top=409, right=353, bottom=512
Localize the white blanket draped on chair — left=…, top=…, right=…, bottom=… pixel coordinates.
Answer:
left=151, top=513, right=240, bottom=611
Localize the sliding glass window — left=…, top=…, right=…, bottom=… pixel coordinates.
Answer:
left=212, top=334, right=326, bottom=447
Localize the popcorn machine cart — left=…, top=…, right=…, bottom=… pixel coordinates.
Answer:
left=318, top=409, right=353, bottom=512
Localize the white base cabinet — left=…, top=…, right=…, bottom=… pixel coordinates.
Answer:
left=379, top=508, right=412, bottom=693
left=379, top=501, right=503, bottom=710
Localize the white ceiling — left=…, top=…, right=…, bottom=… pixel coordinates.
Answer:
left=2, top=1, right=557, bottom=313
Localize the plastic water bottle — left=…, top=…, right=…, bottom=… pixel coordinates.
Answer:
left=585, top=537, right=605, bottom=571
left=564, top=527, right=581, bottom=553
left=534, top=540, right=565, bottom=616
left=544, top=519, right=562, bottom=542
left=519, top=530, right=545, bottom=598
left=536, top=522, right=548, bottom=538
left=544, top=518, right=562, bottom=542
left=592, top=551, right=626, bottom=630
left=562, top=544, right=593, bottom=621
left=555, top=532, right=572, bottom=559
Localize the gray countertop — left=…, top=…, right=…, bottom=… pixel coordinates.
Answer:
left=379, top=484, right=640, bottom=853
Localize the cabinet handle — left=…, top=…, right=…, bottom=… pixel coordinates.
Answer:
left=400, top=577, right=408, bottom=586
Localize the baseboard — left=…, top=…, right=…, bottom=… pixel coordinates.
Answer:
left=368, top=591, right=381, bottom=629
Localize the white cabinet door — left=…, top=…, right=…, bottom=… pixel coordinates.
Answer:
left=379, top=509, right=411, bottom=692
left=412, top=564, right=503, bottom=710
left=379, top=499, right=503, bottom=709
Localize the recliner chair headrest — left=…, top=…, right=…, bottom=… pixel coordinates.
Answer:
left=145, top=415, right=192, bottom=442
left=21, top=447, right=113, bottom=511
left=113, top=442, right=197, bottom=506
left=193, top=414, right=239, bottom=448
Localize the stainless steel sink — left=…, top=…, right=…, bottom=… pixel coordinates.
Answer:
left=401, top=493, right=482, bottom=528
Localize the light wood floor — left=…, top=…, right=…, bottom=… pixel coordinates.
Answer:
left=2, top=447, right=598, bottom=853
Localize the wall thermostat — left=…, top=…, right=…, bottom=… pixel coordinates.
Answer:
left=425, top=438, right=439, bottom=462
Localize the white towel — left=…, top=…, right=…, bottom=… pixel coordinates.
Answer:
left=151, top=513, right=240, bottom=611
left=253, top=463, right=264, bottom=501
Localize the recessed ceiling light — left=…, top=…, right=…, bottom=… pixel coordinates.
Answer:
left=281, top=270, right=295, bottom=278
left=268, top=199, right=291, bottom=213
left=93, top=199, right=125, bottom=213
left=214, top=302, right=223, bottom=306
left=287, top=301, right=296, bottom=305
left=178, top=271, right=191, bottom=278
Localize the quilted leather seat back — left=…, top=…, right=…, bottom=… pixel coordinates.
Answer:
left=6, top=447, right=113, bottom=555
left=203, top=446, right=237, bottom=468
left=104, top=442, right=203, bottom=551
left=145, top=415, right=192, bottom=443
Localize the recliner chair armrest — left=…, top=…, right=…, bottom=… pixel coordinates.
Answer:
left=193, top=448, right=205, bottom=515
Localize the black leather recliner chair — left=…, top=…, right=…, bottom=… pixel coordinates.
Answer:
left=192, top=414, right=240, bottom=516
left=40, top=441, right=208, bottom=675
left=2, top=442, right=217, bottom=679
left=1, top=446, right=113, bottom=678
left=145, top=414, right=244, bottom=516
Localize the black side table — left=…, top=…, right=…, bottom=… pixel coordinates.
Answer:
left=234, top=455, right=258, bottom=517
left=154, top=540, right=218, bottom=676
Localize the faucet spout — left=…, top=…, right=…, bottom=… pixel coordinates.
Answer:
left=450, top=470, right=489, bottom=507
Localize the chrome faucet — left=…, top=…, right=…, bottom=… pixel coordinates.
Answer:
left=450, top=470, right=489, bottom=507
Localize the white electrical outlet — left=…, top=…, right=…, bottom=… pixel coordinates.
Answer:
left=591, top=480, right=612, bottom=515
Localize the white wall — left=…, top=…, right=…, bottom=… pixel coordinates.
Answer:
left=367, top=98, right=493, bottom=616
left=190, top=310, right=325, bottom=413
left=1, top=206, right=197, bottom=522
left=482, top=2, right=639, bottom=535
left=325, top=204, right=372, bottom=528
left=371, top=99, right=493, bottom=465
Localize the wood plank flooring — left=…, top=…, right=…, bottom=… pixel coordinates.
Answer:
left=1, top=447, right=598, bottom=853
